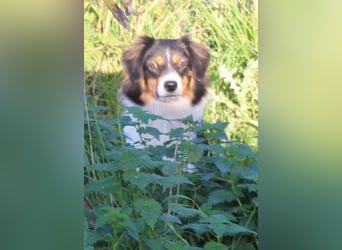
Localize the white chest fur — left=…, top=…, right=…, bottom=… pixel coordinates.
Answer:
left=121, top=96, right=208, bottom=146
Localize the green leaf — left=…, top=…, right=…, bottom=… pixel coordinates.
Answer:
left=125, top=106, right=165, bottom=123
left=133, top=198, right=162, bottom=228
left=160, top=213, right=182, bottom=224
left=182, top=223, right=208, bottom=235
left=207, top=131, right=229, bottom=141
left=234, top=241, right=256, bottom=250
left=201, top=214, right=229, bottom=224
left=169, top=203, right=205, bottom=218
left=225, top=222, right=256, bottom=235
left=158, top=175, right=193, bottom=188
left=85, top=162, right=118, bottom=172
left=199, top=214, right=255, bottom=237
left=169, top=240, right=189, bottom=250
left=233, top=162, right=258, bottom=181
left=84, top=176, right=119, bottom=195
left=207, top=144, right=226, bottom=154
left=125, top=218, right=144, bottom=241
left=208, top=224, right=228, bottom=238
left=203, top=121, right=228, bottom=131
left=207, top=190, right=238, bottom=205
left=214, top=158, right=231, bottom=175
left=161, top=161, right=179, bottom=175
left=84, top=228, right=113, bottom=247
left=138, top=126, right=161, bottom=140
left=88, top=105, right=110, bottom=113
left=203, top=241, right=228, bottom=250
left=169, top=127, right=187, bottom=139
left=123, top=171, right=152, bottom=190
left=204, top=214, right=229, bottom=238
left=184, top=142, right=203, bottom=162
left=143, top=239, right=164, bottom=250
left=95, top=207, right=128, bottom=231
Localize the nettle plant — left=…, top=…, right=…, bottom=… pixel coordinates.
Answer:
left=84, top=107, right=258, bottom=250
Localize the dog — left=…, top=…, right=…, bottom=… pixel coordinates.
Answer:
left=119, top=35, right=210, bottom=147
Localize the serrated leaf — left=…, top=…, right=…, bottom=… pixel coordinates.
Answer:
left=88, top=105, right=110, bottom=113
left=85, top=162, right=118, bottom=172
left=209, top=224, right=229, bottom=238
left=123, top=171, right=152, bottom=190
left=204, top=121, right=228, bottom=131
left=214, top=158, right=231, bottom=175
left=184, top=142, right=203, bottom=162
left=125, top=106, right=165, bottom=123
left=124, top=220, right=141, bottom=241
left=133, top=198, right=161, bottom=228
left=207, top=190, right=238, bottom=205
left=138, top=126, right=161, bottom=140
left=143, top=239, right=164, bottom=250
left=234, top=241, right=256, bottom=250
left=85, top=228, right=113, bottom=247
left=161, top=161, right=179, bottom=175
left=169, top=203, right=205, bottom=218
left=236, top=183, right=258, bottom=193
left=160, top=213, right=182, bottom=224
left=169, top=127, right=187, bottom=139
left=109, top=115, right=131, bottom=126
left=169, top=240, right=189, bottom=250
left=95, top=207, right=128, bottom=232
left=207, top=144, right=226, bottom=154
left=233, top=162, right=258, bottom=181
left=182, top=223, right=208, bottom=234
left=204, top=214, right=229, bottom=224
left=203, top=241, right=228, bottom=250
left=159, top=175, right=193, bottom=188
left=225, top=222, right=256, bottom=235
left=84, top=176, right=119, bottom=195
left=198, top=214, right=255, bottom=237
left=210, top=131, right=229, bottom=141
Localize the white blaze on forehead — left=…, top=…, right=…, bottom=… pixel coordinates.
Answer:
left=165, top=48, right=171, bottom=65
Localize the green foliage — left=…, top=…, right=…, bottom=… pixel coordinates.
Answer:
left=84, top=0, right=258, bottom=147
left=84, top=109, right=258, bottom=249
left=84, top=0, right=258, bottom=249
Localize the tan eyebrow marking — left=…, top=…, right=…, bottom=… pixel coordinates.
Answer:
left=155, top=55, right=164, bottom=65
left=172, top=54, right=181, bottom=64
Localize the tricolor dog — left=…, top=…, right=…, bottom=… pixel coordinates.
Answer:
left=119, top=35, right=210, bottom=146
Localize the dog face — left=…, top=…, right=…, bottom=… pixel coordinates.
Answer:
left=120, top=35, right=210, bottom=106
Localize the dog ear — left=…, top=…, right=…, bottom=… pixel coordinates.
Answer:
left=180, top=35, right=210, bottom=82
left=122, top=36, right=155, bottom=84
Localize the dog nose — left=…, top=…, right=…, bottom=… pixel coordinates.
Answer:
left=164, top=81, right=177, bottom=92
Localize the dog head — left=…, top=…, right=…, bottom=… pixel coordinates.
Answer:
left=120, top=35, right=210, bottom=105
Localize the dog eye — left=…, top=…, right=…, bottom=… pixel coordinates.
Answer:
left=178, top=60, right=188, bottom=68
left=148, top=62, right=159, bottom=71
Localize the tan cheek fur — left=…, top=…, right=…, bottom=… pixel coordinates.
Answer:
left=138, top=77, right=158, bottom=104
left=141, top=72, right=197, bottom=103
left=181, top=74, right=195, bottom=101
left=121, top=64, right=198, bottom=104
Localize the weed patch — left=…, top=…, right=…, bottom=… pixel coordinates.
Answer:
left=84, top=110, right=258, bottom=249
left=84, top=0, right=258, bottom=249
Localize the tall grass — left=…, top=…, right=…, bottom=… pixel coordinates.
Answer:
left=85, top=0, right=258, bottom=146
left=84, top=1, right=258, bottom=249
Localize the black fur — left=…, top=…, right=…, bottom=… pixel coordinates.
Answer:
left=121, top=35, right=210, bottom=106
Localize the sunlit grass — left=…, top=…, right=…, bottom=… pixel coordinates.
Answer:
left=85, top=0, right=257, bottom=148
left=84, top=1, right=258, bottom=248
